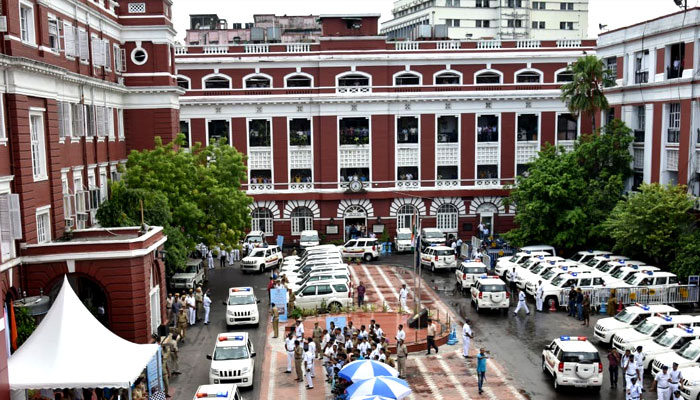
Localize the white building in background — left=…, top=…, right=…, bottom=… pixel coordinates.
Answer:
left=381, top=0, right=589, bottom=41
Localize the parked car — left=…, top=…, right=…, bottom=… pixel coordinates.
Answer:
left=455, top=260, right=489, bottom=292
left=420, top=228, right=445, bottom=249
left=394, top=228, right=414, bottom=253
left=420, top=245, right=456, bottom=272
left=299, top=230, right=320, bottom=249
left=339, top=238, right=379, bottom=262
left=294, top=280, right=352, bottom=311
left=171, top=258, right=204, bottom=289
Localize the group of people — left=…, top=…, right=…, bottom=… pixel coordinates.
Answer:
left=196, top=243, right=241, bottom=270
left=166, top=287, right=213, bottom=343
left=567, top=287, right=592, bottom=327
left=607, top=346, right=685, bottom=400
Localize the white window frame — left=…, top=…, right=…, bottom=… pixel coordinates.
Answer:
left=0, top=191, right=21, bottom=262
left=117, top=109, right=125, bottom=140
left=78, top=29, right=90, bottom=63
left=99, top=167, right=108, bottom=202
left=251, top=207, right=273, bottom=236
left=57, top=101, right=72, bottom=141
left=396, top=204, right=418, bottom=230
left=201, top=73, right=232, bottom=90
left=436, top=203, right=459, bottom=233
left=393, top=70, right=423, bottom=86
left=71, top=103, right=85, bottom=139
left=433, top=69, right=463, bottom=85
left=176, top=75, right=191, bottom=90
left=205, top=118, right=232, bottom=146
left=47, top=14, right=60, bottom=53
left=283, top=72, right=314, bottom=88
left=35, top=206, right=51, bottom=244
left=29, top=111, right=48, bottom=181
left=149, top=284, right=161, bottom=337
left=435, top=114, right=461, bottom=181
left=104, top=40, right=112, bottom=71
left=555, top=112, right=581, bottom=143
left=179, top=119, right=192, bottom=148
left=474, top=69, right=504, bottom=85
left=19, top=1, right=36, bottom=45
left=667, top=103, right=681, bottom=144
left=243, top=73, right=273, bottom=89
left=290, top=207, right=314, bottom=235
left=286, top=116, right=313, bottom=183
left=335, top=71, right=371, bottom=88
left=513, top=68, right=543, bottom=84
left=63, top=22, right=77, bottom=58
left=0, top=94, right=8, bottom=144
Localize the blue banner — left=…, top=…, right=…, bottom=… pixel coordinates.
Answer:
left=146, top=347, right=164, bottom=392
left=326, top=316, right=347, bottom=331
left=270, top=288, right=288, bottom=323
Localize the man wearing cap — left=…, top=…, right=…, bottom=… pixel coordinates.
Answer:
left=396, top=339, right=408, bottom=379
left=294, top=340, right=304, bottom=382
left=462, top=319, right=473, bottom=358
left=654, top=365, right=671, bottom=400
left=634, top=345, right=646, bottom=386
left=312, top=322, right=322, bottom=358
left=270, top=303, right=279, bottom=338
left=513, top=288, right=530, bottom=316
left=295, top=319, right=305, bottom=339
left=670, top=362, right=684, bottom=397
left=627, top=376, right=642, bottom=400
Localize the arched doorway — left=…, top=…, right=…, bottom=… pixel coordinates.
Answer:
left=476, top=202, right=498, bottom=236
left=48, top=274, right=109, bottom=327
left=344, top=205, right=367, bottom=241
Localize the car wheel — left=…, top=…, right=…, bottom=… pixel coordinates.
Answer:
left=475, top=302, right=481, bottom=313
left=363, top=253, right=373, bottom=262
left=431, top=263, right=436, bottom=273
left=470, top=298, right=475, bottom=307
left=259, top=264, right=265, bottom=273
left=553, top=376, right=559, bottom=392
left=329, top=302, right=342, bottom=312
left=541, top=358, right=547, bottom=374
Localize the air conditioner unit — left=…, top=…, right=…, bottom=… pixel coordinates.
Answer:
left=0, top=17, right=7, bottom=33
left=65, top=218, right=74, bottom=229
left=76, top=213, right=89, bottom=223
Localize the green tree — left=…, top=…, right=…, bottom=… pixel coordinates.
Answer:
left=98, top=134, right=252, bottom=271
left=603, top=183, right=695, bottom=266
left=560, top=55, right=615, bottom=134
left=670, top=229, right=700, bottom=279
left=504, top=119, right=633, bottom=252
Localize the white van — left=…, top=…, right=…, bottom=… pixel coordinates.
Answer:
left=240, top=245, right=282, bottom=273
left=193, top=384, right=242, bottom=400
left=420, top=228, right=445, bottom=249
left=593, top=304, right=679, bottom=344
left=294, top=280, right=352, bottom=311
left=339, top=238, right=379, bottom=262
left=394, top=228, right=414, bottom=253
left=299, top=230, right=320, bottom=249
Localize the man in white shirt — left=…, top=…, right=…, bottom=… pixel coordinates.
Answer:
left=513, top=289, right=530, bottom=316
left=306, top=338, right=316, bottom=378
left=395, top=324, right=406, bottom=343
left=634, top=346, right=646, bottom=386
left=202, top=290, right=212, bottom=325
left=462, top=319, right=473, bottom=358
left=399, top=284, right=409, bottom=314
left=669, top=362, right=684, bottom=397
left=535, top=280, right=544, bottom=312
left=358, top=338, right=371, bottom=358
left=654, top=365, right=671, bottom=400
left=207, top=251, right=214, bottom=270
left=186, top=292, right=196, bottom=325
left=295, top=319, right=305, bottom=339
left=375, top=324, right=384, bottom=341
left=304, top=348, right=315, bottom=389
left=284, top=333, right=295, bottom=373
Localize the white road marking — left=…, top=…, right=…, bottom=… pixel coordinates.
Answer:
left=413, top=356, right=444, bottom=400
left=373, top=265, right=402, bottom=305
left=435, top=354, right=472, bottom=400
left=488, top=359, right=527, bottom=400
left=266, top=331, right=277, bottom=399
left=360, top=264, right=390, bottom=311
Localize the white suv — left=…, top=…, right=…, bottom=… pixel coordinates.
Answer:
left=612, top=314, right=700, bottom=352
left=630, top=326, right=700, bottom=370
left=679, top=366, right=700, bottom=399
left=542, top=336, right=603, bottom=392
left=455, top=260, right=489, bottom=291
left=568, top=250, right=612, bottom=264
left=225, top=287, right=260, bottom=327
left=653, top=339, right=700, bottom=375
left=420, top=245, right=456, bottom=272
left=470, top=276, right=509, bottom=313
left=339, top=238, right=379, bottom=262
left=420, top=228, right=445, bottom=249
left=594, top=304, right=679, bottom=344
left=240, top=246, right=282, bottom=273
left=294, top=281, right=352, bottom=311
left=207, top=332, right=256, bottom=387
left=494, top=251, right=551, bottom=279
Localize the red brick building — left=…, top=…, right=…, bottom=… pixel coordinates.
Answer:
left=0, top=0, right=180, bottom=396
left=176, top=14, right=596, bottom=246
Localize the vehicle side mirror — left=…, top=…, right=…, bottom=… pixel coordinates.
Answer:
left=251, top=352, right=256, bottom=357
left=222, top=301, right=227, bottom=306
left=206, top=354, right=212, bottom=360
left=257, top=299, right=261, bottom=304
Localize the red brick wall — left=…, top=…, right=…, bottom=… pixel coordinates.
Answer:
left=320, top=16, right=379, bottom=37
left=272, top=117, right=288, bottom=186
left=651, top=102, right=664, bottom=183
left=461, top=113, right=475, bottom=181
left=501, top=112, right=516, bottom=181
left=125, top=108, right=179, bottom=150
left=420, top=114, right=435, bottom=184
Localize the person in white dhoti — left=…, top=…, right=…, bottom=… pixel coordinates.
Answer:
left=186, top=292, right=196, bottom=325
left=462, top=320, right=473, bottom=358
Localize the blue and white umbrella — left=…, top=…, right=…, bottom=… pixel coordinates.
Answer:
left=346, top=376, right=412, bottom=400
left=349, top=396, right=394, bottom=400
left=339, top=360, right=400, bottom=382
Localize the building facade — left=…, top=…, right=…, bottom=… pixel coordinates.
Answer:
left=0, top=0, right=182, bottom=395
left=381, top=0, right=589, bottom=41
left=176, top=14, right=595, bottom=247
left=597, top=8, right=700, bottom=196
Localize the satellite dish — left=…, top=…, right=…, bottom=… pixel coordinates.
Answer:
left=598, top=23, right=608, bottom=30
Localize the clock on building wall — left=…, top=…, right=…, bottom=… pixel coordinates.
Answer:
left=346, top=177, right=365, bottom=193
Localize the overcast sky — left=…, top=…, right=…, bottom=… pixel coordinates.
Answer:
left=171, top=0, right=694, bottom=41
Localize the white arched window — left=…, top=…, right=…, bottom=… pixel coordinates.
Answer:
left=434, top=70, right=462, bottom=85
left=244, top=74, right=272, bottom=88
left=436, top=203, right=459, bottom=232
left=396, top=204, right=418, bottom=230
left=251, top=208, right=273, bottom=235
left=285, top=73, right=313, bottom=88
left=555, top=68, right=574, bottom=83
left=203, top=74, right=231, bottom=89
left=394, top=72, right=421, bottom=86
left=176, top=75, right=191, bottom=89
left=475, top=70, right=502, bottom=84
left=515, top=69, right=543, bottom=83
left=291, top=207, right=314, bottom=235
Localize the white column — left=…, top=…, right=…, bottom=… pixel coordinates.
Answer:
left=643, top=103, right=654, bottom=184
left=647, top=49, right=656, bottom=83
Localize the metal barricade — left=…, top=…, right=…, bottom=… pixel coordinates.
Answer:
left=557, top=285, right=700, bottom=310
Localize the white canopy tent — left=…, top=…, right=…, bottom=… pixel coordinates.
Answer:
left=8, top=276, right=159, bottom=390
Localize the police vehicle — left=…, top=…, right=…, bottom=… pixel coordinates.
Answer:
left=607, top=265, right=660, bottom=284
left=470, top=276, right=509, bottom=313
left=339, top=238, right=380, bottom=262
left=299, top=230, right=320, bottom=250
left=629, top=326, right=700, bottom=370
left=612, top=314, right=700, bottom=352
left=291, top=271, right=350, bottom=292
left=494, top=251, right=551, bottom=279
left=207, top=333, right=256, bottom=387
left=653, top=339, right=700, bottom=375
left=584, top=254, right=628, bottom=270
left=420, top=228, right=445, bottom=250
left=679, top=366, right=700, bottom=399
left=524, top=264, right=592, bottom=296
left=538, top=271, right=615, bottom=310
left=240, top=245, right=282, bottom=273
left=225, top=287, right=260, bottom=327
left=594, top=304, right=679, bottom=344
left=193, top=384, right=242, bottom=400
left=455, top=260, right=489, bottom=291
left=420, top=245, right=456, bottom=272
left=612, top=271, right=680, bottom=288
left=595, top=259, right=646, bottom=275
left=541, top=336, right=603, bottom=391
left=171, top=258, right=205, bottom=289
left=512, top=257, right=566, bottom=290
left=568, top=250, right=613, bottom=264
left=519, top=245, right=556, bottom=256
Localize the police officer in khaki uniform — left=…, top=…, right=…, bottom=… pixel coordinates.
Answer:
left=270, top=303, right=279, bottom=338
left=294, top=340, right=304, bottom=382
left=396, top=339, right=408, bottom=379
left=176, top=308, right=188, bottom=343
left=312, top=322, right=322, bottom=359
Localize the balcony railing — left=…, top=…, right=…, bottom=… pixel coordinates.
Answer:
left=289, top=182, right=313, bottom=190
left=634, top=70, right=648, bottom=84
left=337, top=86, right=371, bottom=94
left=396, top=180, right=419, bottom=188
left=516, top=40, right=541, bottom=48
left=286, top=43, right=311, bottom=53
left=244, top=44, right=270, bottom=54
left=395, top=42, right=420, bottom=51
left=249, top=183, right=274, bottom=191
left=477, top=40, right=501, bottom=49
left=476, top=178, right=500, bottom=186
left=556, top=39, right=581, bottom=48
left=435, top=180, right=459, bottom=187
left=436, top=41, right=461, bottom=50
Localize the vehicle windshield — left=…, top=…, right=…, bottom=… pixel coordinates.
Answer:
left=599, top=263, right=615, bottom=273
left=508, top=255, right=519, bottom=263
left=424, top=231, right=443, bottom=239
left=634, top=320, right=658, bottom=335
left=585, top=258, right=601, bottom=268
left=479, top=284, right=506, bottom=292
left=678, top=343, right=700, bottom=360
left=654, top=331, right=678, bottom=347
left=624, top=274, right=643, bottom=285
left=531, top=264, right=547, bottom=274
left=614, top=310, right=637, bottom=324
left=436, top=250, right=454, bottom=256
left=611, top=269, right=627, bottom=279
left=397, top=232, right=412, bottom=240
left=561, top=352, right=600, bottom=363
left=464, top=266, right=487, bottom=274
left=184, top=264, right=199, bottom=273
left=520, top=260, right=535, bottom=269
left=247, top=236, right=263, bottom=243
left=228, top=295, right=256, bottom=306
left=570, top=253, right=584, bottom=262
left=249, top=250, right=265, bottom=258
left=214, top=345, right=249, bottom=360
left=551, top=275, right=567, bottom=286
left=301, top=234, right=319, bottom=242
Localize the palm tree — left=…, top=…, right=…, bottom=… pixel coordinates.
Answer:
left=560, top=55, right=615, bottom=134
